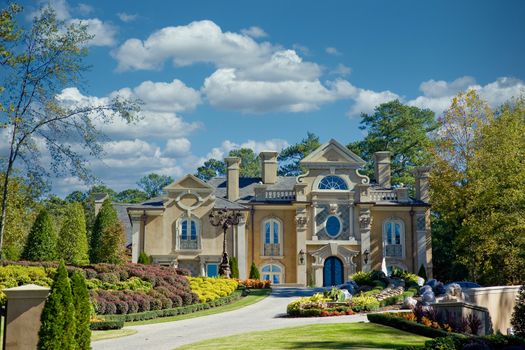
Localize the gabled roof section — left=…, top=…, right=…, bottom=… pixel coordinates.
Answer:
left=164, top=174, right=214, bottom=192
left=300, top=139, right=366, bottom=168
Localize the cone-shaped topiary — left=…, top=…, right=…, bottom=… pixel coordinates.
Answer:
left=22, top=208, right=57, bottom=261
left=418, top=264, right=428, bottom=281
left=249, top=261, right=260, bottom=280
left=138, top=252, right=151, bottom=264
left=71, top=271, right=91, bottom=350
left=89, top=198, right=125, bottom=264
left=58, top=203, right=89, bottom=265
left=38, top=260, right=75, bottom=350
left=511, top=284, right=525, bottom=337
left=229, top=256, right=239, bottom=279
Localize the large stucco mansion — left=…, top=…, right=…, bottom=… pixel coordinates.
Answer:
left=102, top=139, right=432, bottom=287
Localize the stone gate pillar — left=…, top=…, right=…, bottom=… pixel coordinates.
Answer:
left=4, top=284, right=50, bottom=350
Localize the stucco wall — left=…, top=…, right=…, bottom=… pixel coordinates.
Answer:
left=465, top=286, right=521, bottom=334
left=247, top=206, right=297, bottom=283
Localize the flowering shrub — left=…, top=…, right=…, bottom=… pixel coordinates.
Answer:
left=350, top=271, right=373, bottom=286
left=350, top=294, right=380, bottom=312
left=0, top=265, right=54, bottom=304
left=188, top=277, right=238, bottom=302
left=235, top=279, right=271, bottom=289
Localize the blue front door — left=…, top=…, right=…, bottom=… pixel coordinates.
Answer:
left=323, top=256, right=344, bottom=287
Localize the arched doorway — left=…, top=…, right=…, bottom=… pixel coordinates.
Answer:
left=323, top=256, right=344, bottom=287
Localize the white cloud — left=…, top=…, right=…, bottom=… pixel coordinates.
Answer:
left=347, top=88, right=400, bottom=117
left=69, top=18, right=117, bottom=46
left=113, top=20, right=276, bottom=71
left=240, top=26, right=267, bottom=38
left=117, top=12, right=138, bottom=23
left=203, top=139, right=289, bottom=162
left=28, top=0, right=70, bottom=21
left=203, top=69, right=354, bottom=113
left=408, top=76, right=525, bottom=116
left=164, top=138, right=191, bottom=157
left=131, top=79, right=201, bottom=112
left=325, top=47, right=341, bottom=56
left=330, top=63, right=351, bottom=76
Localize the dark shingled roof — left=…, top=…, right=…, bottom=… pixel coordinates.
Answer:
left=93, top=193, right=109, bottom=201
left=113, top=203, right=132, bottom=245
left=207, top=176, right=297, bottom=203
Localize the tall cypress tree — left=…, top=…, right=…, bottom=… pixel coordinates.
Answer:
left=89, top=198, right=117, bottom=263
left=71, top=271, right=91, bottom=350
left=58, top=203, right=89, bottom=265
left=38, top=260, right=75, bottom=350
left=89, top=198, right=124, bottom=264
left=22, top=208, right=57, bottom=261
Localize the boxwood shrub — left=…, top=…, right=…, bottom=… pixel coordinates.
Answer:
left=367, top=313, right=451, bottom=338
left=90, top=320, right=124, bottom=330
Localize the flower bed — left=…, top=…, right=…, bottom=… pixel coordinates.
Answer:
left=287, top=289, right=374, bottom=317
left=235, top=279, right=271, bottom=289
left=188, top=277, right=238, bottom=302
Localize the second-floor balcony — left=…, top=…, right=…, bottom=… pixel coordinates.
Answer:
left=263, top=243, right=281, bottom=256
left=177, top=237, right=201, bottom=251
left=385, top=244, right=403, bottom=258
left=254, top=185, right=296, bottom=202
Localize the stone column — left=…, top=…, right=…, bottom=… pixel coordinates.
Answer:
left=199, top=256, right=206, bottom=276
left=312, top=263, right=324, bottom=287
left=295, top=207, right=308, bottom=286
left=236, top=217, right=248, bottom=279
left=4, top=284, right=50, bottom=350
left=131, top=216, right=142, bottom=263
left=358, top=206, right=372, bottom=272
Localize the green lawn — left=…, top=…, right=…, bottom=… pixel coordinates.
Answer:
left=176, top=323, right=429, bottom=350
left=91, top=328, right=137, bottom=342
left=125, top=288, right=271, bottom=326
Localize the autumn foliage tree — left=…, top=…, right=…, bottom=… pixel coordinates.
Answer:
left=0, top=5, right=139, bottom=258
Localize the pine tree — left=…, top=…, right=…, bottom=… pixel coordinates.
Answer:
left=21, top=208, right=57, bottom=261
left=229, top=257, right=239, bottom=279
left=71, top=271, right=91, bottom=350
left=90, top=198, right=124, bottom=263
left=511, top=284, right=525, bottom=337
left=58, top=203, right=89, bottom=265
left=38, top=260, right=75, bottom=350
left=249, top=262, right=260, bottom=280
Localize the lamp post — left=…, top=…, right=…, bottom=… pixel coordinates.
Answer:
left=209, top=208, right=243, bottom=278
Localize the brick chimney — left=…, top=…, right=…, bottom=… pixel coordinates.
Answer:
left=224, top=157, right=241, bottom=201
left=414, top=166, right=430, bottom=202
left=259, top=151, right=278, bottom=184
left=374, top=151, right=391, bottom=188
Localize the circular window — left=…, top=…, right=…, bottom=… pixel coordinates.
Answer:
left=325, top=216, right=341, bottom=237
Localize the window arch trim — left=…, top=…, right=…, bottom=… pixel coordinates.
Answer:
left=261, top=217, right=283, bottom=257
left=382, top=217, right=405, bottom=259
left=318, top=175, right=349, bottom=190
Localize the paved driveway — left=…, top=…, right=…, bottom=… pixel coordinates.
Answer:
left=92, top=287, right=368, bottom=350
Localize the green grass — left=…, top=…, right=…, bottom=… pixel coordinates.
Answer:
left=126, top=288, right=271, bottom=326
left=176, top=323, right=430, bottom=350
left=91, top=328, right=137, bottom=342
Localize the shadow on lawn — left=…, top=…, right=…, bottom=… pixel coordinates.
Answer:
left=278, top=341, right=409, bottom=349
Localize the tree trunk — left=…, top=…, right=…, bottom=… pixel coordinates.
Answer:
left=0, top=170, right=10, bottom=260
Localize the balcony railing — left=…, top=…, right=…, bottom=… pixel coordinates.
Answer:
left=263, top=243, right=281, bottom=256
left=255, top=188, right=296, bottom=202
left=177, top=238, right=201, bottom=250
left=385, top=244, right=403, bottom=257
left=369, top=190, right=397, bottom=202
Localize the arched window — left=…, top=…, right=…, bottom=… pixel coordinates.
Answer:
left=383, top=218, right=404, bottom=258
left=325, top=215, right=342, bottom=238
left=262, top=218, right=282, bottom=256
left=318, top=176, right=348, bottom=190
left=261, top=263, right=283, bottom=284
left=178, top=217, right=200, bottom=250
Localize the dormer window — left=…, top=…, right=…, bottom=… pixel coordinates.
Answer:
left=318, top=175, right=348, bottom=190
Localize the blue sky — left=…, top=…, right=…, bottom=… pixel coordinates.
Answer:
left=14, top=0, right=525, bottom=195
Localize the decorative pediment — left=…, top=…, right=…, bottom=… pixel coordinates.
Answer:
left=300, top=139, right=366, bottom=169
left=310, top=243, right=359, bottom=267
left=164, top=174, right=214, bottom=192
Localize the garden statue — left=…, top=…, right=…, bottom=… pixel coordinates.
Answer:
left=442, top=283, right=465, bottom=302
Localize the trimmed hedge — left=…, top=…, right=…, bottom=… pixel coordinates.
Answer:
left=367, top=313, right=451, bottom=338
left=103, top=290, right=242, bottom=323
left=90, top=320, right=124, bottom=331
left=421, top=333, right=525, bottom=350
